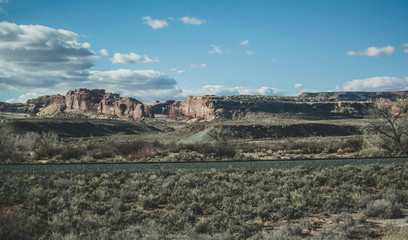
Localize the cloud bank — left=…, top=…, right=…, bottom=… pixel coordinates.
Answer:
left=343, top=76, right=408, bottom=91
left=182, top=85, right=284, bottom=96
left=0, top=22, right=95, bottom=90
left=346, top=46, right=394, bottom=57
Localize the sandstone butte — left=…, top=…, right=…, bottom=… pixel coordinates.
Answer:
left=0, top=89, right=154, bottom=120
left=1, top=89, right=407, bottom=121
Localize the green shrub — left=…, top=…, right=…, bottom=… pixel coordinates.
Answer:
left=364, top=199, right=402, bottom=219
left=382, top=227, right=408, bottom=240
left=0, top=210, right=31, bottom=240
left=0, top=129, right=15, bottom=162
left=59, top=145, right=86, bottom=160
left=115, top=140, right=154, bottom=160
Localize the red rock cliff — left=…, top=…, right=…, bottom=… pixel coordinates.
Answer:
left=26, top=89, right=153, bottom=120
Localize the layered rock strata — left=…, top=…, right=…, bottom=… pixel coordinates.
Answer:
left=1, top=89, right=153, bottom=120
left=167, top=95, right=374, bottom=120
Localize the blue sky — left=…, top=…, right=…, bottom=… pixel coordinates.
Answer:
left=0, top=0, right=407, bottom=103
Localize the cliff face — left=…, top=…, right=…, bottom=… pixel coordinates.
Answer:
left=63, top=89, right=153, bottom=119
left=1, top=89, right=153, bottom=120
left=98, top=93, right=154, bottom=119
left=27, top=94, right=66, bottom=117
left=167, top=95, right=374, bottom=120
left=65, top=89, right=105, bottom=114
left=168, top=97, right=217, bottom=120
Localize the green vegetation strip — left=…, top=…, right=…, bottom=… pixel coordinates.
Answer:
left=1, top=157, right=407, bottom=173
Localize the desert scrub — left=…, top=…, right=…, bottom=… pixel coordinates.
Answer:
left=0, top=163, right=408, bottom=239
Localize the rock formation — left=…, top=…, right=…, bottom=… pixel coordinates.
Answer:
left=168, top=97, right=217, bottom=120
left=166, top=95, right=375, bottom=120
left=1, top=89, right=153, bottom=120
left=63, top=89, right=153, bottom=119
left=153, top=100, right=175, bottom=115
left=2, top=89, right=407, bottom=121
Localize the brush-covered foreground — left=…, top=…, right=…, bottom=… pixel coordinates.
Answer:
left=1, top=163, right=407, bottom=239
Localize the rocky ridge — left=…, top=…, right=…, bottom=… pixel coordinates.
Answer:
left=164, top=95, right=373, bottom=120
left=1, top=89, right=407, bottom=121
left=1, top=89, right=153, bottom=120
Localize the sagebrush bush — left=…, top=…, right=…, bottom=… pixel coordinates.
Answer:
left=0, top=210, right=31, bottom=240
left=382, top=227, right=408, bottom=240
left=115, top=140, right=155, bottom=160
left=364, top=199, right=402, bottom=219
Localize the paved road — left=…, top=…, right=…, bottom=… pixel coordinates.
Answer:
left=0, top=157, right=407, bottom=173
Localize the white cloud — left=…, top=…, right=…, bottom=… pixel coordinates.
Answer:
left=403, top=43, right=408, bottom=54
left=82, top=42, right=91, bottom=48
left=346, top=45, right=394, bottom=57
left=179, top=16, right=205, bottom=25
left=111, top=52, right=159, bottom=64
left=182, top=85, right=284, bottom=96
left=142, top=16, right=168, bottom=29
left=170, top=68, right=185, bottom=74
left=342, top=76, right=408, bottom=91
left=100, top=49, right=109, bottom=56
left=245, top=50, right=256, bottom=55
left=190, top=63, right=207, bottom=69
left=209, top=44, right=222, bottom=54
left=240, top=40, right=249, bottom=46
left=294, top=83, right=303, bottom=89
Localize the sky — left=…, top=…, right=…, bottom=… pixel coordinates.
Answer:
left=0, top=0, right=407, bottom=104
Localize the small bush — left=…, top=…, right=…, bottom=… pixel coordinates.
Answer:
left=0, top=210, right=31, bottom=240
left=115, top=141, right=154, bottom=160
left=364, top=199, right=402, bottom=219
left=382, top=227, right=408, bottom=240
left=0, top=128, right=15, bottom=162
left=34, top=132, right=60, bottom=159
left=59, top=145, right=86, bottom=160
